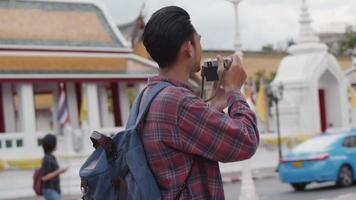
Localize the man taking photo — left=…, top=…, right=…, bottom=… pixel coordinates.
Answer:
left=141, top=6, right=259, bottom=199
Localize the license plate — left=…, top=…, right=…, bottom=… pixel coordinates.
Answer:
left=292, top=161, right=304, bottom=168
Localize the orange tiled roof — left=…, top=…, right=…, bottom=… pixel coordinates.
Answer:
left=0, top=8, right=111, bottom=43
left=0, top=0, right=123, bottom=48
left=0, top=55, right=157, bottom=74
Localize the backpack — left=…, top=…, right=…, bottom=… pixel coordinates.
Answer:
left=79, top=82, right=171, bottom=200
left=33, top=168, right=43, bottom=196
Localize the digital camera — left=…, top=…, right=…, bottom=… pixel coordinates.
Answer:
left=202, top=58, right=233, bottom=81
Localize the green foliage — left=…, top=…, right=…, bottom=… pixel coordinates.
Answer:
left=253, top=70, right=277, bottom=117
left=339, top=26, right=356, bottom=53
left=261, top=44, right=274, bottom=53
left=254, top=70, right=276, bottom=90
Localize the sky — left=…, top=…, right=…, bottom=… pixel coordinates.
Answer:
left=102, top=0, right=356, bottom=51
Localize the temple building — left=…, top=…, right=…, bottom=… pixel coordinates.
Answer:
left=0, top=0, right=158, bottom=160
left=271, top=0, right=351, bottom=136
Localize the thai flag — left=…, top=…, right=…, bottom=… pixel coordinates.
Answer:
left=58, top=83, right=70, bottom=126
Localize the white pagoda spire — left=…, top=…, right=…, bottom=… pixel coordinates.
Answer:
left=295, top=0, right=320, bottom=44
left=288, top=0, right=327, bottom=54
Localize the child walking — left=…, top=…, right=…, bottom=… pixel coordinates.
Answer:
left=40, top=134, right=68, bottom=200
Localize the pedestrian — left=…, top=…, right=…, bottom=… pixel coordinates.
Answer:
left=40, top=134, right=68, bottom=200
left=141, top=6, right=260, bottom=199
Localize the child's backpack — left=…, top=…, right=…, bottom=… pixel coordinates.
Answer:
left=79, top=82, right=171, bottom=200
left=33, top=168, right=43, bottom=196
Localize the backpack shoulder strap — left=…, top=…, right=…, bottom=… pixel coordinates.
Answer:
left=126, top=81, right=172, bottom=128
left=125, top=87, right=145, bottom=128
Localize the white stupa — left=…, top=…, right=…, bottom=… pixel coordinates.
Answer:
left=271, top=0, right=350, bottom=136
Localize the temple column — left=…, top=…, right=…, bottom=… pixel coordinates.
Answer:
left=66, top=83, right=79, bottom=129
left=16, top=83, right=37, bottom=152
left=51, top=88, right=60, bottom=135
left=80, top=83, right=101, bottom=155
left=2, top=83, right=16, bottom=132
left=118, top=83, right=130, bottom=126
left=86, top=83, right=101, bottom=129
left=98, top=85, right=112, bottom=127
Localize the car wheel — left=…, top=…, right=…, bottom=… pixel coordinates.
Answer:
left=291, top=183, right=307, bottom=191
left=336, top=165, right=353, bottom=187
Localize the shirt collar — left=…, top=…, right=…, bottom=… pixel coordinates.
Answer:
left=147, top=75, right=194, bottom=92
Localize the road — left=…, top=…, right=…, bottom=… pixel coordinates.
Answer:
left=224, top=177, right=356, bottom=200
left=8, top=176, right=356, bottom=200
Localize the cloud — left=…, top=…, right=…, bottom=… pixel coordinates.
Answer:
left=103, top=0, right=356, bottom=50
left=102, top=0, right=144, bottom=24
left=185, top=0, right=300, bottom=50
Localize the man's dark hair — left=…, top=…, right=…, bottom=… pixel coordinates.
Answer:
left=42, top=134, right=57, bottom=155
left=143, top=6, right=196, bottom=68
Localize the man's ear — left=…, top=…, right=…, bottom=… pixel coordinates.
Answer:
left=186, top=41, right=194, bottom=57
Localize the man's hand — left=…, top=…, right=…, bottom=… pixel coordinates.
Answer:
left=209, top=82, right=227, bottom=112
left=218, top=54, right=246, bottom=92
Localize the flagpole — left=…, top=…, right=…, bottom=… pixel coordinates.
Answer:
left=58, top=82, right=74, bottom=195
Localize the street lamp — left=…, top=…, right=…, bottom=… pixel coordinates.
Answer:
left=226, top=0, right=244, bottom=93
left=266, top=83, right=284, bottom=165
left=226, top=0, right=243, bottom=57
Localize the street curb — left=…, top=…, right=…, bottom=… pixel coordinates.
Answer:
left=221, top=167, right=278, bottom=183
left=0, top=158, right=41, bottom=170
left=0, top=156, right=87, bottom=171
left=222, top=175, right=241, bottom=183
left=222, top=175, right=278, bottom=183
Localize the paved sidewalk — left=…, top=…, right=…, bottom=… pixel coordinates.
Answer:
left=0, top=158, right=83, bottom=199
left=13, top=194, right=81, bottom=200
left=0, top=144, right=279, bottom=199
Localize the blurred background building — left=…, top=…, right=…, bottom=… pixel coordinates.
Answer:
left=0, top=0, right=157, bottom=162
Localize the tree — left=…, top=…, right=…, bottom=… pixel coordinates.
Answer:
left=253, top=70, right=277, bottom=117
left=339, top=26, right=356, bottom=55
left=286, top=38, right=295, bottom=48
left=261, top=44, right=274, bottom=53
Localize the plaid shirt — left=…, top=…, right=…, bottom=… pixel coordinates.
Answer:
left=141, top=76, right=259, bottom=199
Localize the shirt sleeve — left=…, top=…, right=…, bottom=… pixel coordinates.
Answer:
left=175, top=90, right=259, bottom=163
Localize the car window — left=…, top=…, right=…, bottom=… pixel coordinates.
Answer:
left=343, top=137, right=353, bottom=148
left=293, top=135, right=341, bottom=152
left=342, top=136, right=356, bottom=148
left=352, top=136, right=356, bottom=148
